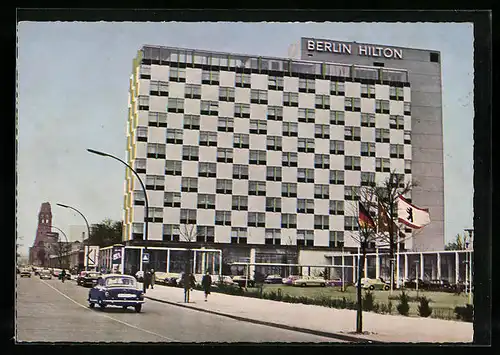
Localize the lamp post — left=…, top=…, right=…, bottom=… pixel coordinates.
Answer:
left=56, top=203, right=91, bottom=271
left=49, top=225, right=69, bottom=243
left=464, top=228, right=474, bottom=305
left=87, top=148, right=149, bottom=294
left=48, top=226, right=70, bottom=269
left=415, top=260, right=420, bottom=298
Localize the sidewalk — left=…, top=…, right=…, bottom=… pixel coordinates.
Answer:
left=140, top=284, right=473, bottom=343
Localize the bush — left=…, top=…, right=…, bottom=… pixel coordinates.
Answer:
left=373, top=302, right=380, bottom=313
left=418, top=296, right=433, bottom=317
left=454, top=304, right=474, bottom=322
left=387, top=300, right=393, bottom=314
left=362, top=291, right=376, bottom=311
left=379, top=303, right=388, bottom=314
left=397, top=291, right=410, bottom=316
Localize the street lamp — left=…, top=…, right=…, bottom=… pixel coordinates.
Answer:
left=49, top=225, right=69, bottom=243
left=56, top=203, right=91, bottom=271
left=87, top=148, right=149, bottom=294
left=414, top=260, right=420, bottom=298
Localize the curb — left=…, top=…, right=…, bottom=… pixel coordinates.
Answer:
left=145, top=295, right=383, bottom=343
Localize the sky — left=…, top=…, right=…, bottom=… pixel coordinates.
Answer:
left=16, top=22, right=474, bottom=256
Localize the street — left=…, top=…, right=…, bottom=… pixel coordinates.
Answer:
left=15, top=276, right=340, bottom=343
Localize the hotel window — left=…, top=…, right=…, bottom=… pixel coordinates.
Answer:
left=216, top=179, right=232, bottom=194
left=197, top=194, right=216, bottom=209
left=329, top=200, right=344, bottom=215
left=404, top=130, right=411, bottom=144
left=235, top=103, right=251, bottom=118
left=297, top=230, right=314, bottom=247
left=249, top=181, right=266, bottom=196
left=219, top=87, right=235, bottom=102
left=184, top=114, right=200, bottom=130
left=218, top=117, right=234, bottom=132
left=330, top=81, right=345, bottom=96
left=169, top=67, right=186, bottom=83
left=361, top=142, right=376, bottom=157
left=180, top=209, right=197, bottom=224
left=182, top=146, right=199, bottom=161
left=163, top=224, right=180, bottom=242
left=147, top=207, right=164, bottom=223
left=139, top=65, right=151, bottom=79
left=196, top=226, right=215, bottom=243
left=136, top=126, right=148, bottom=142
left=135, top=158, right=146, bottom=174
left=268, top=106, right=283, bottom=121
left=314, top=215, right=329, bottom=230
left=235, top=73, right=251, bottom=88
left=390, top=86, right=404, bottom=101
left=314, top=124, right=329, bottom=139
left=314, top=154, right=330, bottom=169
left=297, top=199, right=314, bottom=214
left=282, top=152, right=298, bottom=167
left=233, top=133, right=250, bottom=149
left=298, top=108, right=316, bottom=123
left=268, top=76, right=284, bottom=91
left=249, top=150, right=267, bottom=165
left=329, top=231, right=344, bottom=248
left=345, top=97, right=361, bottom=112
left=283, top=92, right=299, bottom=107
left=404, top=102, right=411, bottom=115
left=146, top=175, right=165, bottom=191
left=147, top=143, right=166, bottom=159
left=344, top=186, right=360, bottom=201
left=330, top=110, right=345, bottom=125
left=217, top=148, right=233, bottom=163
left=232, top=195, right=248, bottom=211
left=134, top=190, right=145, bottom=206
left=199, top=131, right=218, bottom=146
left=314, top=184, right=329, bottom=199
left=395, top=173, right=406, bottom=188
left=201, top=70, right=220, bottom=85
left=265, top=229, right=281, bottom=245
left=298, top=168, right=314, bottom=183
left=215, top=211, right=232, bottom=226
left=167, top=98, right=184, bottom=113
left=249, top=212, right=266, bottom=227
left=181, top=177, right=198, bottom=192
left=345, top=156, right=361, bottom=171
left=283, top=122, right=298, bottom=137
left=375, top=128, right=390, bottom=143
left=266, top=136, right=282, bottom=151
left=390, top=115, right=405, bottom=130
left=361, top=172, right=376, bottom=187
left=198, top=162, right=217, bottom=177
left=299, top=78, right=315, bottom=93
left=201, top=100, right=218, bottom=116
left=361, top=113, right=376, bottom=127
left=166, top=128, right=183, bottom=144
left=376, top=99, right=390, bottom=114
left=345, top=126, right=361, bottom=141
left=281, top=214, right=297, bottom=229
left=405, top=159, right=412, bottom=174
left=361, top=84, right=376, bottom=99
left=148, top=112, right=167, bottom=127
left=233, top=164, right=249, bottom=179
left=250, top=120, right=267, bottom=134
left=231, top=227, right=248, bottom=244
left=376, top=158, right=391, bottom=172
left=330, top=170, right=345, bottom=185
left=390, top=144, right=405, bottom=159
left=315, top=94, right=330, bottom=109
left=164, top=192, right=181, bottom=208
left=165, top=160, right=182, bottom=176
left=251, top=89, right=268, bottom=105
left=185, top=84, right=201, bottom=99
left=266, top=197, right=282, bottom=212
left=282, top=183, right=297, bottom=197
left=344, top=216, right=359, bottom=231
left=138, top=96, right=149, bottom=110
left=298, top=138, right=315, bottom=153
left=266, top=166, right=282, bottom=182
left=150, top=80, right=169, bottom=96
left=330, top=140, right=345, bottom=155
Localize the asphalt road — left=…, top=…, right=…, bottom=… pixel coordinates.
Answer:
left=16, top=275, right=341, bottom=343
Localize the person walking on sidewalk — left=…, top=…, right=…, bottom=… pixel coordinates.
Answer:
left=150, top=269, right=155, bottom=289
left=144, top=269, right=151, bottom=289
left=201, top=271, right=212, bottom=302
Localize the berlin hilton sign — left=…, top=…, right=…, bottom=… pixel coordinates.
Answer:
left=307, top=40, right=403, bottom=60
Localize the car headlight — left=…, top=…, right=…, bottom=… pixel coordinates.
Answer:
left=105, top=291, right=110, bottom=297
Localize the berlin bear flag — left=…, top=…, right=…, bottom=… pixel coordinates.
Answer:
left=397, top=195, right=431, bottom=229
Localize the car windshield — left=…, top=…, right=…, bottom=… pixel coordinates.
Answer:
left=105, top=276, right=137, bottom=288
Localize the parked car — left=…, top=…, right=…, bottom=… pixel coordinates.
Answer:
left=39, top=269, right=52, bottom=280
left=77, top=271, right=101, bottom=287
left=282, top=275, right=301, bottom=285
left=232, top=275, right=255, bottom=287
left=88, top=274, right=145, bottom=312
left=404, top=278, right=431, bottom=290
left=264, top=275, right=283, bottom=284
left=212, top=275, right=236, bottom=287
left=164, top=273, right=180, bottom=286
left=356, top=278, right=391, bottom=291
left=153, top=272, right=169, bottom=285
left=19, top=267, right=32, bottom=278
left=429, top=279, right=453, bottom=291
left=326, top=278, right=344, bottom=287
left=292, top=276, right=326, bottom=287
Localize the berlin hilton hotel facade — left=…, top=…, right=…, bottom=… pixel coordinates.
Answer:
left=120, top=37, right=444, bottom=277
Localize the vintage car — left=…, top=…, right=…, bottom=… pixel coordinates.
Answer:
left=292, top=276, right=326, bottom=287
left=51, top=268, right=63, bottom=278
left=404, top=278, right=431, bottom=290
left=19, top=267, right=32, bottom=278
left=153, top=271, right=169, bottom=285
left=88, top=274, right=145, bottom=312
left=232, top=275, right=255, bottom=288
left=39, top=269, right=52, bottom=280
left=211, top=275, right=237, bottom=287
left=77, top=271, right=101, bottom=287
left=282, top=275, right=301, bottom=285
left=263, top=274, right=283, bottom=284
left=358, top=277, right=391, bottom=291
left=326, top=278, right=344, bottom=287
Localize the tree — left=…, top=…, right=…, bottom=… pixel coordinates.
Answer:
left=89, top=219, right=123, bottom=247
left=179, top=224, right=198, bottom=303
left=445, top=233, right=465, bottom=250
left=53, top=241, right=72, bottom=269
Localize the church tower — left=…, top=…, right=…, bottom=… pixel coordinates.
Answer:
left=29, top=202, right=54, bottom=265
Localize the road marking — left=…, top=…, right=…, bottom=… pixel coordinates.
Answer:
left=39, top=279, right=179, bottom=342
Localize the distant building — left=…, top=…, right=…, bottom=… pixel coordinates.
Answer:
left=29, top=202, right=57, bottom=266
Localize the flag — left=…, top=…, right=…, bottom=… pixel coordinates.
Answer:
left=377, top=202, right=406, bottom=239
left=397, top=195, right=431, bottom=229
left=358, top=202, right=375, bottom=229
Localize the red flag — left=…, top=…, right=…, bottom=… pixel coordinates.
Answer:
left=378, top=202, right=406, bottom=239
left=358, top=202, right=375, bottom=229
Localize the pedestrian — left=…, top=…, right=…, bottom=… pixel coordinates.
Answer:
left=61, top=269, right=66, bottom=283
left=145, top=269, right=151, bottom=289
left=201, top=271, right=212, bottom=302
left=150, top=269, right=155, bottom=289
left=182, top=272, right=190, bottom=303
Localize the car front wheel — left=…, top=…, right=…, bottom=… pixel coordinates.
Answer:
left=89, top=302, right=95, bottom=309
left=384, top=285, right=390, bottom=291
left=320, top=283, right=325, bottom=287
left=369, top=285, right=375, bottom=290
left=135, top=304, right=142, bottom=313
